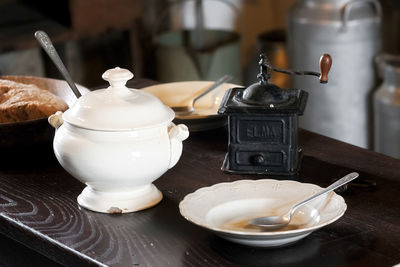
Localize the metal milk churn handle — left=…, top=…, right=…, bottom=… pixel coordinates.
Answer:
left=374, top=54, right=400, bottom=159
left=287, top=0, right=382, bottom=148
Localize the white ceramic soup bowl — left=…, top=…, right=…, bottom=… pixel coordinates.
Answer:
left=49, top=67, right=189, bottom=213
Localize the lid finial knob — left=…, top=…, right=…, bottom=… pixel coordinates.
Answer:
left=102, top=67, right=134, bottom=88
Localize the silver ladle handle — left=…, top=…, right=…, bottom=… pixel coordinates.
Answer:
left=35, top=30, right=82, bottom=98
left=289, top=172, right=359, bottom=217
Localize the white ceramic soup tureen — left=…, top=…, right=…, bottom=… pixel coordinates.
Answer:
left=48, top=67, right=189, bottom=213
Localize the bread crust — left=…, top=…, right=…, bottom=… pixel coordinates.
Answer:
left=0, top=79, right=68, bottom=123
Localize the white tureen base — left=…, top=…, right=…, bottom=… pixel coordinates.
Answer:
left=77, top=184, right=162, bottom=213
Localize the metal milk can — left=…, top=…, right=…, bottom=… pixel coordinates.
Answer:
left=374, top=55, right=400, bottom=159
left=287, top=0, right=382, bottom=148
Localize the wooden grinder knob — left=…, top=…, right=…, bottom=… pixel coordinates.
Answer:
left=319, top=54, right=332, bottom=83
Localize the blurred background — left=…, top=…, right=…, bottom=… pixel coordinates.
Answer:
left=0, top=0, right=399, bottom=156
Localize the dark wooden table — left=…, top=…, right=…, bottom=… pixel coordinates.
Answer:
left=1, top=80, right=400, bottom=267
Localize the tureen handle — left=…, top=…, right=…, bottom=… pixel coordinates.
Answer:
left=168, top=123, right=189, bottom=168
left=48, top=111, right=64, bottom=129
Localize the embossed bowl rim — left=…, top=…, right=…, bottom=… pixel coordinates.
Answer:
left=179, top=179, right=347, bottom=236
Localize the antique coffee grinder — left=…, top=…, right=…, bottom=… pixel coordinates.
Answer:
left=218, top=53, right=332, bottom=175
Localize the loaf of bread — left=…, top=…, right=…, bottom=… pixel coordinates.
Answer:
left=0, top=79, right=68, bottom=123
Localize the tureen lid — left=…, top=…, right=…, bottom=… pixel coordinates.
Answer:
left=63, top=67, right=174, bottom=131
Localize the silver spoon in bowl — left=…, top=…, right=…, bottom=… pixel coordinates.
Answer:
left=172, top=74, right=233, bottom=116
left=249, top=172, right=359, bottom=230
left=34, top=30, right=82, bottom=99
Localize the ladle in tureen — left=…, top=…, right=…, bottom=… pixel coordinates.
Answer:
left=35, top=30, right=82, bottom=98
left=37, top=30, right=190, bottom=214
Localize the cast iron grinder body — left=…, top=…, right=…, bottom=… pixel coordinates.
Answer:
left=218, top=53, right=332, bottom=176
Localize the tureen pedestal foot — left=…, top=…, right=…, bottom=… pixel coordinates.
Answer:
left=77, top=184, right=162, bottom=213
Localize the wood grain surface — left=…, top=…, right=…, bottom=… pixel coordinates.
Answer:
left=0, top=79, right=400, bottom=266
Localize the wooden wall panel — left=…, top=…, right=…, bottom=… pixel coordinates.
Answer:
left=237, top=0, right=295, bottom=66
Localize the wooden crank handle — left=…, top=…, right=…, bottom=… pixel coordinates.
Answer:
left=319, top=54, right=332, bottom=83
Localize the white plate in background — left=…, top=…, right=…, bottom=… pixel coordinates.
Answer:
left=142, top=81, right=241, bottom=132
